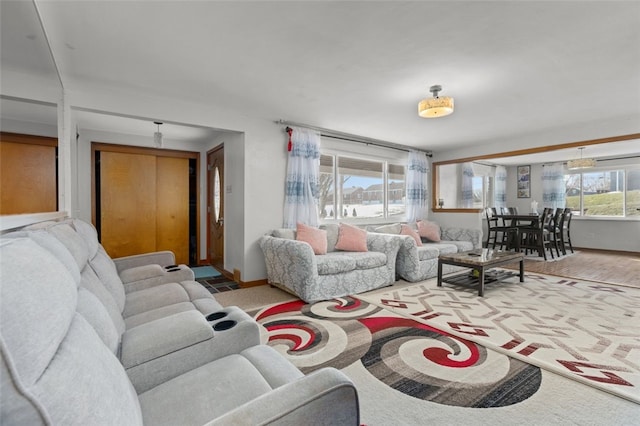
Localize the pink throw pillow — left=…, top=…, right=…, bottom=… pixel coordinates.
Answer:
left=296, top=223, right=328, bottom=255
left=401, top=224, right=423, bottom=246
left=417, top=220, right=441, bottom=242
left=335, top=223, right=368, bottom=252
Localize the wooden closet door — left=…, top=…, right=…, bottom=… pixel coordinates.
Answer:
left=0, top=136, right=57, bottom=214
left=100, top=151, right=157, bottom=258
left=156, top=156, right=189, bottom=264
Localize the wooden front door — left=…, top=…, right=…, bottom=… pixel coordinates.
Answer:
left=95, top=144, right=196, bottom=265
left=0, top=132, right=57, bottom=214
left=207, top=145, right=224, bottom=269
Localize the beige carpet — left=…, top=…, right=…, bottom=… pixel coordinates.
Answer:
left=213, top=285, right=295, bottom=311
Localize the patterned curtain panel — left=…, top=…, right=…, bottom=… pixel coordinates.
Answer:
left=542, top=163, right=566, bottom=209
left=283, top=127, right=321, bottom=229
left=494, top=165, right=507, bottom=208
left=461, top=162, right=475, bottom=208
left=405, top=150, right=429, bottom=222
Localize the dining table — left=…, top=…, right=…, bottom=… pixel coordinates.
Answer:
left=494, top=213, right=541, bottom=251
left=495, top=213, right=540, bottom=228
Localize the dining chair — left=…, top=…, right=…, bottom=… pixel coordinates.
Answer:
left=561, top=208, right=574, bottom=254
left=484, top=207, right=518, bottom=250
left=519, top=207, right=555, bottom=260
left=547, top=208, right=563, bottom=257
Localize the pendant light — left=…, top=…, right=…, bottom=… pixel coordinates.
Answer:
left=153, top=121, right=163, bottom=148
left=567, top=147, right=596, bottom=169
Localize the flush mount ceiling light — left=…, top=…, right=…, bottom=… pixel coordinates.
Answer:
left=153, top=121, right=163, bottom=148
left=418, top=85, right=454, bottom=118
left=567, top=147, right=597, bottom=169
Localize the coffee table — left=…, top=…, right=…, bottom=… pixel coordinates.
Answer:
left=437, top=249, right=525, bottom=296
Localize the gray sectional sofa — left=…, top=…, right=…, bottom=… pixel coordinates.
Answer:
left=370, top=224, right=483, bottom=282
left=260, top=222, right=482, bottom=302
left=1, top=219, right=359, bottom=425
left=260, top=223, right=401, bottom=303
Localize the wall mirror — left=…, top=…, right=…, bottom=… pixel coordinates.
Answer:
left=1, top=1, right=61, bottom=219
left=0, top=1, right=61, bottom=125
left=432, top=134, right=640, bottom=213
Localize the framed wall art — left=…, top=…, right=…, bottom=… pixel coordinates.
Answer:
left=517, top=165, right=531, bottom=198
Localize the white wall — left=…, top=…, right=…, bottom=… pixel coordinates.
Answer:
left=430, top=211, right=482, bottom=231
left=1, top=117, right=58, bottom=138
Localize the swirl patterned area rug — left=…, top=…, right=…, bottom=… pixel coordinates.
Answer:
left=355, top=271, right=640, bottom=405
left=251, top=298, right=543, bottom=408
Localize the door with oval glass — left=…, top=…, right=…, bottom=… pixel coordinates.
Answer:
left=207, top=145, right=224, bottom=269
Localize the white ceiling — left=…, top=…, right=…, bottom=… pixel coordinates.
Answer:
left=2, top=1, right=639, bottom=160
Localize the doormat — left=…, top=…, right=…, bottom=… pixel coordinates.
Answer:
left=191, top=265, right=221, bottom=279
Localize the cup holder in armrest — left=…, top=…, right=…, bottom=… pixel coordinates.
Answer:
left=206, top=311, right=228, bottom=322
left=166, top=268, right=180, bottom=272
left=164, top=265, right=178, bottom=269
left=213, top=320, right=237, bottom=331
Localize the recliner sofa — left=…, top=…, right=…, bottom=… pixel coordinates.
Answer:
left=1, top=219, right=359, bottom=425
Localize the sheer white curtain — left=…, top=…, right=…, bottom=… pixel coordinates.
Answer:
left=542, top=163, right=567, bottom=210
left=405, top=150, right=429, bottom=222
left=283, top=127, right=321, bottom=229
left=494, top=165, right=507, bottom=208
left=461, top=162, right=475, bottom=208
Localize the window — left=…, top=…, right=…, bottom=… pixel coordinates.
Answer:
left=472, top=176, right=491, bottom=208
left=564, top=167, right=640, bottom=217
left=318, top=153, right=405, bottom=221
left=471, top=163, right=494, bottom=208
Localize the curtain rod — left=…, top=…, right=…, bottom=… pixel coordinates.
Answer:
left=275, top=119, right=432, bottom=157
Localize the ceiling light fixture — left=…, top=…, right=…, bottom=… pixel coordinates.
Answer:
left=418, top=85, right=454, bottom=118
left=153, top=121, right=163, bottom=148
left=567, top=147, right=596, bottom=169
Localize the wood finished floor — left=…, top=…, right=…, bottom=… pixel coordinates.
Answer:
left=502, top=248, right=640, bottom=288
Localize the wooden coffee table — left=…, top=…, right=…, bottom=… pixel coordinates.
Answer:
left=437, top=249, right=525, bottom=296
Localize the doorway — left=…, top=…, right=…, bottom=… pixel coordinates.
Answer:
left=207, top=145, right=224, bottom=269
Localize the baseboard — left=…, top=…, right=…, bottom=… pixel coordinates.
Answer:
left=239, top=279, right=269, bottom=288
left=573, top=247, right=640, bottom=256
